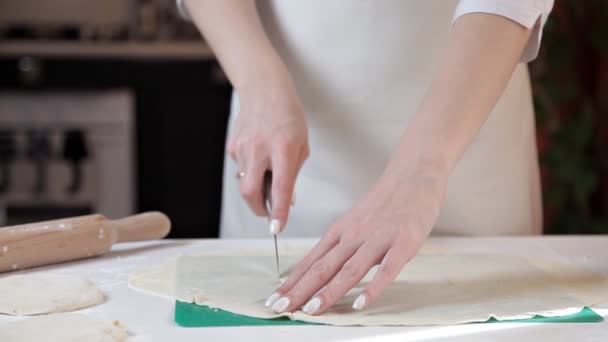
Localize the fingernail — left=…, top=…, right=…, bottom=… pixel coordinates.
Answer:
left=269, top=219, right=281, bottom=236
left=271, top=297, right=290, bottom=313
left=352, top=293, right=367, bottom=310
left=265, top=292, right=281, bottom=308
left=302, top=297, right=321, bottom=315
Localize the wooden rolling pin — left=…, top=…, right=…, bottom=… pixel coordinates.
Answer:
left=0, top=212, right=171, bottom=273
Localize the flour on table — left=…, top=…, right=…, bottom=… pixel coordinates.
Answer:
left=129, top=251, right=608, bottom=326
left=0, top=313, right=128, bottom=342
left=0, top=273, right=104, bottom=316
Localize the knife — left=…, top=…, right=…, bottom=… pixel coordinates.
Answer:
left=263, top=170, right=281, bottom=280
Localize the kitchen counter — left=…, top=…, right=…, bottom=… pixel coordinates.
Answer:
left=0, top=40, right=213, bottom=60
left=1, top=236, right=607, bottom=341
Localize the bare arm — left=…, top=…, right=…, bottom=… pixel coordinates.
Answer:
left=390, top=13, right=532, bottom=178
left=184, top=0, right=308, bottom=234
left=184, top=0, right=291, bottom=90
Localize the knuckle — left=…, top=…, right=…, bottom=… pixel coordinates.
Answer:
left=299, top=257, right=316, bottom=274
left=379, top=263, right=396, bottom=278
left=239, top=183, right=257, bottom=201
left=228, top=151, right=237, bottom=162
left=274, top=136, right=300, bottom=155
left=234, top=139, right=247, bottom=153
left=276, top=133, right=295, bottom=145
left=396, top=226, right=424, bottom=246
left=302, top=145, right=310, bottom=160
left=250, top=137, right=266, bottom=152
left=341, top=262, right=361, bottom=280
left=380, top=258, right=402, bottom=279
left=275, top=142, right=292, bottom=158
left=323, top=226, right=342, bottom=244
left=237, top=137, right=265, bottom=155
left=338, top=230, right=359, bottom=244
left=226, top=143, right=236, bottom=158
left=310, top=261, right=332, bottom=283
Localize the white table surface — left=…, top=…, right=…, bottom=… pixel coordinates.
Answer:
left=1, top=236, right=608, bottom=342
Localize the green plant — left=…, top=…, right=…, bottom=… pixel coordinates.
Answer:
left=530, top=0, right=608, bottom=234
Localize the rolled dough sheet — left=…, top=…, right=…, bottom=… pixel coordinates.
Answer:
left=129, top=252, right=608, bottom=326
left=0, top=273, right=104, bottom=316
left=0, top=313, right=128, bottom=342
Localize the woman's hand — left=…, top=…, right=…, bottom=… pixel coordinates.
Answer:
left=183, top=0, right=309, bottom=234
left=227, top=85, right=309, bottom=234
left=264, top=161, right=448, bottom=314
left=260, top=11, right=534, bottom=315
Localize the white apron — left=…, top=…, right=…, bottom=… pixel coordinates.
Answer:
left=221, top=0, right=542, bottom=238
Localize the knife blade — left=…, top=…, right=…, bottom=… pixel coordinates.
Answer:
left=263, top=171, right=280, bottom=280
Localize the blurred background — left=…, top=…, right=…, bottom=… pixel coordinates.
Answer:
left=0, top=0, right=605, bottom=237
left=531, top=0, right=608, bottom=234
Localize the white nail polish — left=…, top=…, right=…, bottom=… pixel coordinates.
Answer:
left=265, top=292, right=281, bottom=308
left=269, top=219, right=281, bottom=236
left=271, top=297, right=290, bottom=313
left=302, top=297, right=321, bottom=315
left=352, top=293, right=367, bottom=310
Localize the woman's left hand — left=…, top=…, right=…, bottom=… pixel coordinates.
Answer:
left=264, top=162, right=449, bottom=315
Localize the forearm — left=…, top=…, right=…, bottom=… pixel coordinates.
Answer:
left=184, top=0, right=293, bottom=92
left=387, top=13, right=532, bottom=179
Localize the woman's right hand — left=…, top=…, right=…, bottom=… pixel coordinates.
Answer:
left=184, top=0, right=307, bottom=235
left=227, top=85, right=309, bottom=235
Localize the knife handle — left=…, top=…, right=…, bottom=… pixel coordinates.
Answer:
left=263, top=170, right=273, bottom=218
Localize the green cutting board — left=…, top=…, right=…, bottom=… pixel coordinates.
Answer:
left=174, top=301, right=603, bottom=327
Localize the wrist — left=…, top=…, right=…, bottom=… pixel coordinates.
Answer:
left=386, top=106, right=473, bottom=180
left=235, top=77, right=303, bottom=117
left=233, top=56, right=296, bottom=95
left=384, top=141, right=452, bottom=183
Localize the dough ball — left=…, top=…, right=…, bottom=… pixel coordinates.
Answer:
left=0, top=274, right=104, bottom=315
left=0, top=313, right=128, bottom=342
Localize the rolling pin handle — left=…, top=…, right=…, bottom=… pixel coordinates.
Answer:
left=110, top=211, right=171, bottom=243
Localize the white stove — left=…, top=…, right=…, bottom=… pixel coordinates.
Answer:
left=0, top=90, right=135, bottom=225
